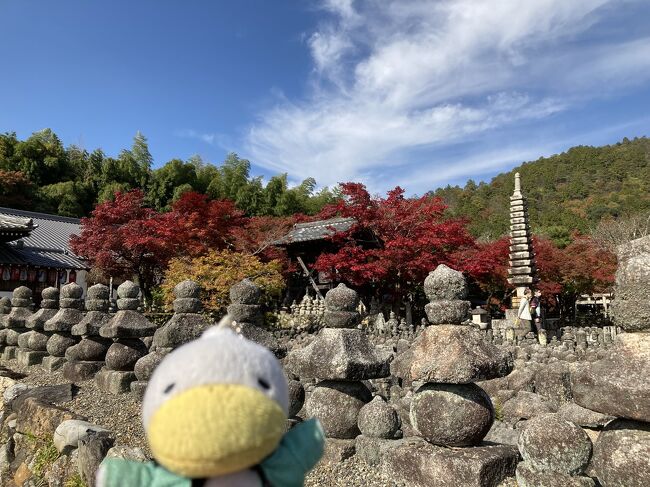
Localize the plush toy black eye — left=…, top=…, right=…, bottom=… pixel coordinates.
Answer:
left=164, top=383, right=175, bottom=394
left=258, top=378, right=271, bottom=390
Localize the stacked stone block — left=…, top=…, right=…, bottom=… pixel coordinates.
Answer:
left=384, top=265, right=518, bottom=485
left=0, top=297, right=10, bottom=351
left=3, top=286, right=34, bottom=360
left=96, top=281, right=155, bottom=394
left=132, top=280, right=212, bottom=398
left=424, top=263, right=470, bottom=325
left=63, top=284, right=113, bottom=382
left=17, top=287, right=59, bottom=366
left=227, top=279, right=283, bottom=357
left=286, top=283, right=390, bottom=458
left=571, top=235, right=650, bottom=486
left=43, top=283, right=85, bottom=372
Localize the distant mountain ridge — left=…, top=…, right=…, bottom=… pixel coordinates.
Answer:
left=432, top=136, right=650, bottom=246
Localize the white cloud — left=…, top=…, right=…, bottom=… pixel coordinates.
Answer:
left=175, top=129, right=232, bottom=151
left=244, top=0, right=650, bottom=192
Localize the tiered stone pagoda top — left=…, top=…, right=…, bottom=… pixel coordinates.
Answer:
left=507, top=172, right=537, bottom=294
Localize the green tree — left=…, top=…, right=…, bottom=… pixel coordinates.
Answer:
left=38, top=181, right=86, bottom=217
left=147, top=159, right=198, bottom=210
left=131, top=131, right=153, bottom=186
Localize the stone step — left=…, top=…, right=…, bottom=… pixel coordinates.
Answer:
left=510, top=229, right=529, bottom=238
left=510, top=217, right=527, bottom=225
left=510, top=211, right=526, bottom=219
left=509, top=259, right=535, bottom=267
left=510, top=223, right=529, bottom=231
left=379, top=438, right=519, bottom=487
left=510, top=251, right=534, bottom=260
left=508, top=275, right=535, bottom=285
left=510, top=244, right=532, bottom=252
left=510, top=236, right=530, bottom=245
left=508, top=267, right=533, bottom=275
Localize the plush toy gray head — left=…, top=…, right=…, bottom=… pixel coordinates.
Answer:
left=141, top=326, right=290, bottom=479
left=143, top=326, right=289, bottom=426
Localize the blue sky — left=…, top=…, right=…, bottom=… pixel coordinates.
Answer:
left=1, top=0, right=649, bottom=194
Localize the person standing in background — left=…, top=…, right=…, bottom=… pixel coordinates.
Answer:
left=530, top=289, right=544, bottom=334
left=516, top=288, right=533, bottom=328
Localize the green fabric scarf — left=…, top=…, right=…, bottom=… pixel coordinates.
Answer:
left=100, top=418, right=324, bottom=487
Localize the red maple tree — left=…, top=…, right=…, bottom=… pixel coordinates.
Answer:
left=160, top=192, right=244, bottom=257
left=70, top=190, right=173, bottom=302
left=70, top=190, right=288, bottom=303
left=314, top=183, right=475, bottom=307
left=460, top=234, right=616, bottom=316
left=230, top=215, right=295, bottom=269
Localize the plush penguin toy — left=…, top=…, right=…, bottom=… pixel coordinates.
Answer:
left=97, top=326, right=324, bottom=486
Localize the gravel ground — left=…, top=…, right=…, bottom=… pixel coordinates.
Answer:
left=1, top=358, right=149, bottom=455
left=1, top=358, right=519, bottom=486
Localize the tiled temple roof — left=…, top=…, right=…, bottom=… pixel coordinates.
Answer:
left=277, top=217, right=356, bottom=245
left=0, top=207, right=87, bottom=270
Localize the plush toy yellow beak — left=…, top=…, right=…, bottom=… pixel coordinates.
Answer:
left=147, top=384, right=286, bottom=478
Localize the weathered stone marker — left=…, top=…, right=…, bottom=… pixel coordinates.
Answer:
left=63, top=284, right=113, bottom=382
left=2, top=286, right=33, bottom=360
left=96, top=281, right=155, bottom=394
left=43, top=283, right=85, bottom=372
left=132, top=280, right=212, bottom=398
left=286, top=283, right=390, bottom=461
left=17, top=287, right=59, bottom=366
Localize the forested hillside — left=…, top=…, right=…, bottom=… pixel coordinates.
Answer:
left=432, top=137, right=650, bottom=246
left=2, top=129, right=648, bottom=247
left=0, top=129, right=338, bottom=217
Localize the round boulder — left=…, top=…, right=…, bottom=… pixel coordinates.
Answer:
left=105, top=338, right=148, bottom=371
left=12, top=286, right=32, bottom=300
left=358, top=395, right=399, bottom=439
left=87, top=284, right=110, bottom=300
left=27, top=331, right=50, bottom=351
left=424, top=264, right=468, bottom=301
left=0, top=296, right=11, bottom=313
left=174, top=280, right=201, bottom=299
left=117, top=281, right=140, bottom=299
left=46, top=333, right=77, bottom=356
left=60, top=282, right=83, bottom=300
left=42, top=287, right=60, bottom=301
left=591, top=419, right=650, bottom=487
left=324, top=283, right=359, bottom=312
left=410, top=383, right=493, bottom=446
left=306, top=380, right=372, bottom=439
left=518, top=413, right=592, bottom=476
left=229, top=279, right=262, bottom=305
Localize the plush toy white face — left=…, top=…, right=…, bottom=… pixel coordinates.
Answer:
left=142, top=327, right=289, bottom=478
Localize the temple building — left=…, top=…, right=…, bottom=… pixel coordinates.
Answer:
left=276, top=216, right=380, bottom=304
left=0, top=207, right=88, bottom=302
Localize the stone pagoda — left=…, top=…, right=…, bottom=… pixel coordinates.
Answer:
left=43, top=283, right=85, bottom=372
left=386, top=266, right=518, bottom=485
left=507, top=173, right=537, bottom=296
left=506, top=172, right=538, bottom=333
left=286, top=283, right=391, bottom=458
left=96, top=281, right=155, bottom=394
left=63, top=284, right=113, bottom=382
left=2, top=287, right=33, bottom=360
left=18, top=287, right=60, bottom=366
left=132, top=280, right=213, bottom=398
